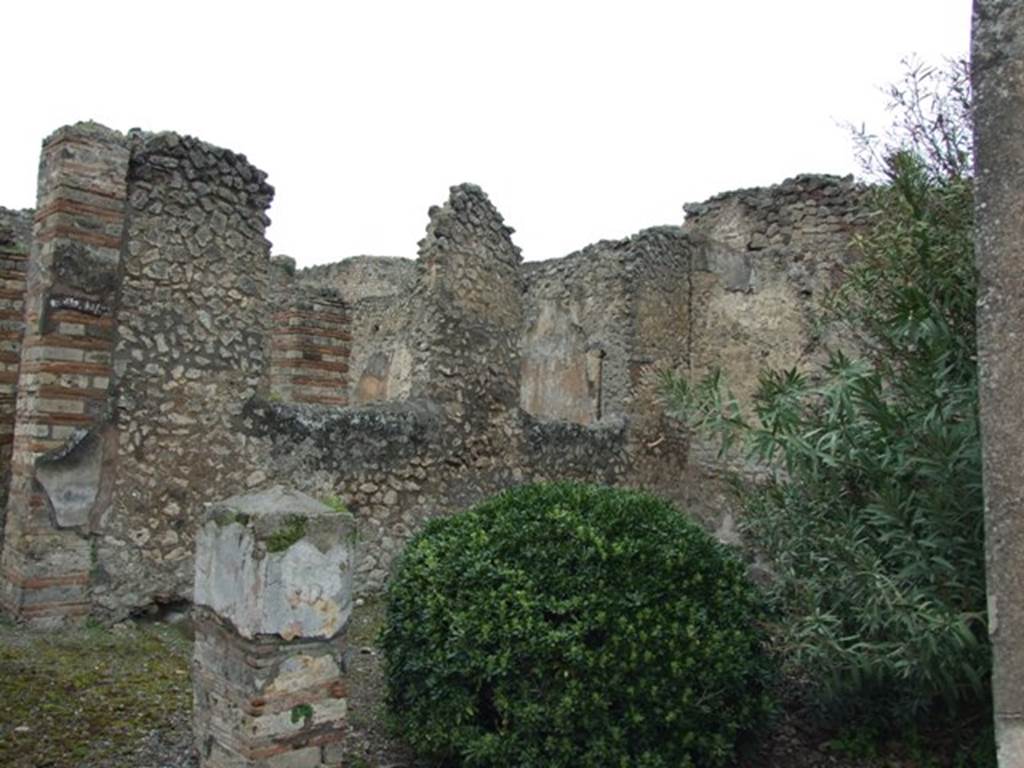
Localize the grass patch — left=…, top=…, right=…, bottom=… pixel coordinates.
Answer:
left=0, top=621, right=192, bottom=768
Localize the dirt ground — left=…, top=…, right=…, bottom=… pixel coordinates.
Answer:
left=0, top=602, right=990, bottom=768
left=0, top=602, right=424, bottom=768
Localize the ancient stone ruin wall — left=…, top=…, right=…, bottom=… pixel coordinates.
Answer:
left=0, top=208, right=33, bottom=251
left=683, top=173, right=867, bottom=253
left=682, top=174, right=869, bottom=405
left=0, top=208, right=31, bottom=537
left=94, top=131, right=275, bottom=613
left=0, top=121, right=872, bottom=623
left=670, top=174, right=870, bottom=528
left=299, top=256, right=416, bottom=300
left=296, top=257, right=416, bottom=405
left=0, top=123, right=282, bottom=620
left=406, top=185, right=524, bottom=416
left=267, top=174, right=870, bottom=592
left=268, top=256, right=354, bottom=407
left=521, top=243, right=633, bottom=424
left=625, top=228, right=694, bottom=376
left=239, top=185, right=691, bottom=591
left=519, top=226, right=696, bottom=426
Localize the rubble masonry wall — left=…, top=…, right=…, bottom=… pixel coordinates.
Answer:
left=0, top=122, right=871, bottom=621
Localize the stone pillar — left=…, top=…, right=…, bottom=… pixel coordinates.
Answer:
left=973, top=1, right=1024, bottom=763
left=193, top=486, right=356, bottom=768
left=0, top=123, right=128, bottom=625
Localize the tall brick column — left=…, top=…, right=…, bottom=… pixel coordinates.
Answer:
left=0, top=123, right=128, bottom=625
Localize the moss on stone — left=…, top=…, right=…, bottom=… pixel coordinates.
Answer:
left=265, top=514, right=307, bottom=553
left=322, top=495, right=349, bottom=515
left=290, top=703, right=314, bottom=726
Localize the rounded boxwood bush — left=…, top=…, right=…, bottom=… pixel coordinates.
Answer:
left=382, top=483, right=772, bottom=768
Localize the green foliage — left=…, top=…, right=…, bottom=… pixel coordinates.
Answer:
left=823, top=724, right=882, bottom=760
left=290, top=703, right=314, bottom=726
left=382, top=482, right=772, bottom=768
left=265, top=514, right=307, bottom=553
left=322, top=494, right=350, bottom=515
left=661, top=60, right=988, bottom=726
left=824, top=720, right=995, bottom=768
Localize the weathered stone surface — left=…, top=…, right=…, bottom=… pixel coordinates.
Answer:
left=194, top=486, right=356, bottom=640
left=193, top=614, right=348, bottom=767
left=296, top=257, right=415, bottom=406
left=93, top=128, right=275, bottom=616
left=0, top=207, right=32, bottom=250
left=683, top=173, right=868, bottom=407
left=972, top=0, right=1024, bottom=763
left=408, top=183, right=524, bottom=415
left=0, top=119, right=871, bottom=624
left=193, top=486, right=351, bottom=767
left=0, top=207, right=31, bottom=551
left=299, top=256, right=415, bottom=303
left=522, top=226, right=694, bottom=425
left=266, top=285, right=350, bottom=408
left=35, top=429, right=103, bottom=528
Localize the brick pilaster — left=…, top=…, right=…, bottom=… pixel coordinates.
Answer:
left=269, top=292, right=350, bottom=406
left=0, top=123, right=128, bottom=625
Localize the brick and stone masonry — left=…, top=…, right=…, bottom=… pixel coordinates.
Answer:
left=0, top=208, right=31, bottom=545
left=0, top=123, right=128, bottom=625
left=269, top=289, right=351, bottom=407
left=0, top=118, right=872, bottom=624
left=192, top=486, right=355, bottom=768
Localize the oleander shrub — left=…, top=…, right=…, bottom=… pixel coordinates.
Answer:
left=660, top=61, right=989, bottom=730
left=382, top=482, right=771, bottom=768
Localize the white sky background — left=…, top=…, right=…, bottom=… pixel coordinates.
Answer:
left=2, top=1, right=970, bottom=267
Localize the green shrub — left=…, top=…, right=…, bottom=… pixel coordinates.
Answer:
left=382, top=482, right=771, bottom=768
left=661, top=61, right=989, bottom=728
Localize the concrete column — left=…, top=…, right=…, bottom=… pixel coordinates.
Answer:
left=972, top=1, right=1024, bottom=763
left=192, top=486, right=356, bottom=768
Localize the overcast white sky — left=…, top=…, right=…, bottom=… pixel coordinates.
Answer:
left=2, top=1, right=970, bottom=267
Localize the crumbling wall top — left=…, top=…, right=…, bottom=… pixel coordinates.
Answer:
left=682, top=173, right=869, bottom=253
left=418, top=183, right=521, bottom=267
left=298, top=256, right=417, bottom=303
left=523, top=225, right=694, bottom=286
left=0, top=208, right=32, bottom=251
left=683, top=173, right=865, bottom=218
left=127, top=130, right=275, bottom=223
